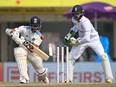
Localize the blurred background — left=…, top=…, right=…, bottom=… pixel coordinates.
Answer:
left=0, top=0, right=116, bottom=83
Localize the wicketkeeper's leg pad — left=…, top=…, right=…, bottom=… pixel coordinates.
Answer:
left=68, top=53, right=75, bottom=82
left=100, top=53, right=113, bottom=80
left=100, top=53, right=108, bottom=61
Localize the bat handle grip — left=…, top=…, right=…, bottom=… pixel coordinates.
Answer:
left=23, top=41, right=34, bottom=52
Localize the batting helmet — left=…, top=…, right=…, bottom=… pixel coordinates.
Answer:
left=29, top=16, right=42, bottom=32
left=72, top=5, right=84, bottom=16
left=30, top=16, right=41, bottom=27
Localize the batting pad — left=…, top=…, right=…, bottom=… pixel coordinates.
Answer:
left=28, top=53, right=44, bottom=73
left=14, top=47, right=29, bottom=80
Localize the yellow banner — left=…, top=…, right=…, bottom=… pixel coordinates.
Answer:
left=0, top=0, right=115, bottom=7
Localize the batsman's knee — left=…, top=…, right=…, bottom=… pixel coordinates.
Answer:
left=14, top=47, right=27, bottom=58
left=100, top=53, right=108, bottom=61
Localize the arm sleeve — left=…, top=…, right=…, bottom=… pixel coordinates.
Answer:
left=32, top=31, right=43, bottom=46
left=5, top=26, right=26, bottom=45
left=14, top=26, right=26, bottom=34
left=71, top=17, right=78, bottom=33
left=79, top=21, right=91, bottom=44
left=71, top=25, right=78, bottom=33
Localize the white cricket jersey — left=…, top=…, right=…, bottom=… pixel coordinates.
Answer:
left=15, top=25, right=43, bottom=46
left=71, top=16, right=99, bottom=44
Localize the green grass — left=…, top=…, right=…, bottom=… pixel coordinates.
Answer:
left=0, top=82, right=116, bottom=87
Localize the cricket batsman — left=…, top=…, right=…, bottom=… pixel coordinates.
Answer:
left=5, top=16, right=49, bottom=84
left=64, top=5, right=113, bottom=83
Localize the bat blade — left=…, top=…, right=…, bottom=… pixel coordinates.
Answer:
left=32, top=45, right=49, bottom=61
left=23, top=41, right=49, bottom=61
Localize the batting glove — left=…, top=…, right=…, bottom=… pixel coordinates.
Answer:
left=5, top=28, right=15, bottom=36
left=11, top=32, right=26, bottom=45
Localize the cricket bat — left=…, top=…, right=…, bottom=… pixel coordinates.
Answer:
left=23, top=41, right=49, bottom=61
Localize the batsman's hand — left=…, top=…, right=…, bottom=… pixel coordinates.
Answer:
left=23, top=41, right=34, bottom=52
left=11, top=32, right=26, bottom=45
left=5, top=28, right=15, bottom=36
left=11, top=31, right=19, bottom=38
left=69, top=37, right=79, bottom=46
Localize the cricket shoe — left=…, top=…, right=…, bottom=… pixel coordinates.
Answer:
left=69, top=80, right=73, bottom=83
left=20, top=78, right=29, bottom=84
left=106, top=78, right=112, bottom=83
left=38, top=68, right=49, bottom=83
left=64, top=80, right=73, bottom=83
left=41, top=77, right=49, bottom=83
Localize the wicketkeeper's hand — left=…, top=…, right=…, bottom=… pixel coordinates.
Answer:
left=64, top=29, right=76, bottom=43
left=64, top=33, right=72, bottom=42
left=69, top=37, right=79, bottom=46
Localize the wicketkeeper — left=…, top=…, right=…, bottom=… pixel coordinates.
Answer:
left=5, top=16, right=49, bottom=84
left=64, top=5, right=113, bottom=83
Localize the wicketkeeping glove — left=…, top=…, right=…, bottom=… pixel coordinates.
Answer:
left=64, top=33, right=72, bottom=42
left=64, top=30, right=76, bottom=42
left=69, top=37, right=79, bottom=46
